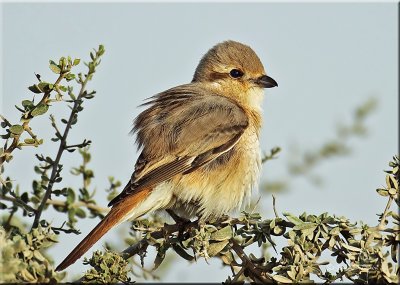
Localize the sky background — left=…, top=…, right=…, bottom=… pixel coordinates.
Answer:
left=1, top=2, right=398, bottom=282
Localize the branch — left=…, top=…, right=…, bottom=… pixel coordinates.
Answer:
left=365, top=195, right=394, bottom=246
left=31, top=49, right=104, bottom=229
left=45, top=199, right=109, bottom=214
left=229, top=238, right=273, bottom=283
left=120, top=220, right=199, bottom=260
left=0, top=194, right=37, bottom=214
left=0, top=73, right=67, bottom=166
left=65, top=139, right=91, bottom=150
left=31, top=78, right=91, bottom=229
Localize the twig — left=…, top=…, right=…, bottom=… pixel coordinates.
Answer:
left=65, top=140, right=91, bottom=150
left=0, top=194, right=37, bottom=214
left=0, top=175, right=9, bottom=187
left=229, top=238, right=273, bottom=283
left=32, top=69, right=94, bottom=229
left=0, top=73, right=67, bottom=166
left=121, top=220, right=199, bottom=260
left=272, top=194, right=279, bottom=218
left=365, top=196, right=394, bottom=246
left=45, top=199, right=109, bottom=214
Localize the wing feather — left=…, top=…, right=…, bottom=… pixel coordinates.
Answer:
left=109, top=83, right=248, bottom=207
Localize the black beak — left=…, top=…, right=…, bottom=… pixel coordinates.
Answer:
left=255, top=75, right=278, bottom=88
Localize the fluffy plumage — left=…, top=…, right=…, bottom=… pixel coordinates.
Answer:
left=56, top=40, right=276, bottom=271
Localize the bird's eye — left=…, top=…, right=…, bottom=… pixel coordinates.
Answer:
left=229, top=69, right=244, bottom=78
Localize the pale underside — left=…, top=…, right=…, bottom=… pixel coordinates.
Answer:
left=112, top=83, right=264, bottom=223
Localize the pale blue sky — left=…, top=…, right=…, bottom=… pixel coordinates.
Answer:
left=1, top=2, right=398, bottom=282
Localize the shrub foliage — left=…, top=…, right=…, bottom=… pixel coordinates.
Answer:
left=0, top=46, right=398, bottom=284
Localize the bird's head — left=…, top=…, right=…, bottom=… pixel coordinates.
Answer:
left=192, top=40, right=277, bottom=94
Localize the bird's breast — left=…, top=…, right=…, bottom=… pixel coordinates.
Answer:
left=168, top=125, right=262, bottom=219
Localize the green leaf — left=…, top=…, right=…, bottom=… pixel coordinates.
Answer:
left=342, top=243, right=362, bottom=252
left=272, top=226, right=285, bottom=235
left=28, top=84, right=43, bottom=93
left=33, top=250, right=45, bottom=262
left=210, top=225, right=232, bottom=241
left=65, top=73, right=76, bottom=82
left=330, top=227, right=340, bottom=236
left=386, top=174, right=398, bottom=189
left=283, top=212, right=304, bottom=225
left=153, top=244, right=168, bottom=270
left=24, top=138, right=36, bottom=144
left=75, top=208, right=86, bottom=218
left=21, top=192, right=29, bottom=203
left=376, top=188, right=389, bottom=197
left=207, top=240, right=229, bottom=256
left=9, top=124, right=24, bottom=135
left=293, top=222, right=318, bottom=231
left=172, top=244, right=194, bottom=261
left=98, top=45, right=105, bottom=56
left=49, top=62, right=61, bottom=74
left=22, top=100, right=34, bottom=108
left=273, top=275, right=293, bottom=283
left=31, top=103, right=49, bottom=117
left=38, top=82, right=52, bottom=92
left=67, top=188, right=76, bottom=204
left=73, top=58, right=81, bottom=66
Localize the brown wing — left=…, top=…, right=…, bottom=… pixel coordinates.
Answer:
left=108, top=83, right=249, bottom=207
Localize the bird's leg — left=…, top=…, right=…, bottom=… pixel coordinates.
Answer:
left=166, top=209, right=190, bottom=224
left=165, top=209, right=192, bottom=242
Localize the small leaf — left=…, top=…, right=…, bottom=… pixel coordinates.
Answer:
left=75, top=208, right=86, bottom=218
left=207, top=240, right=229, bottom=256
left=49, top=62, right=61, bottom=74
left=221, top=252, right=234, bottom=265
left=376, top=188, right=389, bottom=197
left=172, top=244, right=194, bottom=261
left=386, top=174, right=398, bottom=189
left=153, top=245, right=168, bottom=270
left=272, top=226, right=285, bottom=235
left=283, top=212, right=304, bottom=225
left=31, top=103, right=49, bottom=117
left=21, top=192, right=29, bottom=203
left=15, top=105, right=25, bottom=113
left=98, top=45, right=105, bottom=56
left=33, top=250, right=45, bottom=262
left=65, top=73, right=76, bottom=81
left=293, top=222, right=317, bottom=231
left=67, top=188, right=76, bottom=204
left=28, top=84, right=43, bottom=93
left=9, top=124, right=24, bottom=135
left=273, top=275, right=293, bottom=283
left=330, top=227, right=340, bottom=236
left=391, top=244, right=398, bottom=263
left=210, top=226, right=232, bottom=241
left=73, top=58, right=81, bottom=66
left=342, top=243, right=362, bottom=252
left=22, top=100, right=34, bottom=108
left=388, top=188, right=397, bottom=195
left=24, top=138, right=36, bottom=144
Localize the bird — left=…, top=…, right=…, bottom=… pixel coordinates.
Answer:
left=55, top=40, right=277, bottom=271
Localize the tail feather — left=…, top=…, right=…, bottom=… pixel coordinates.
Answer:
left=55, top=188, right=151, bottom=271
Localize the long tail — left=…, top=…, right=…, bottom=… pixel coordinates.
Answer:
left=55, top=188, right=151, bottom=271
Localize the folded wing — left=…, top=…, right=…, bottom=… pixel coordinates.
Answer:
left=109, top=83, right=249, bottom=206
